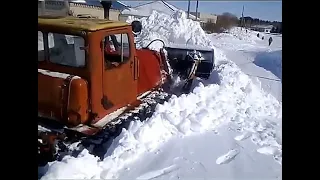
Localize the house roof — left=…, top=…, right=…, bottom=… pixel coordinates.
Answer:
left=111, top=1, right=129, bottom=10
left=121, top=0, right=196, bottom=19
left=38, top=15, right=128, bottom=32
left=70, top=0, right=128, bottom=10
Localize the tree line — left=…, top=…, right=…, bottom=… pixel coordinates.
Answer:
left=240, top=16, right=282, bottom=33
left=203, top=12, right=282, bottom=34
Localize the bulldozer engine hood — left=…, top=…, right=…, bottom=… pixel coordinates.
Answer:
left=38, top=69, right=89, bottom=127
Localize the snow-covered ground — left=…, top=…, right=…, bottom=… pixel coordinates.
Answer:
left=209, top=28, right=282, bottom=101
left=39, top=10, right=282, bottom=180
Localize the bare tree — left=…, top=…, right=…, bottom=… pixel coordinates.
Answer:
left=217, top=12, right=239, bottom=30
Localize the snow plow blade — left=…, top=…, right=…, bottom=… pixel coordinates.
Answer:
left=164, top=45, right=215, bottom=80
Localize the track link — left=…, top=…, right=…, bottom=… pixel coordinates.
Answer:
left=81, top=90, right=171, bottom=158
left=39, top=89, right=172, bottom=163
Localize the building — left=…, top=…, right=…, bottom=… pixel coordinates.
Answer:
left=38, top=0, right=129, bottom=21
left=119, top=0, right=196, bottom=22
left=249, top=25, right=274, bottom=33
left=190, top=12, right=218, bottom=27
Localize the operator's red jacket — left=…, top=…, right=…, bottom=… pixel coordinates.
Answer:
left=105, top=40, right=118, bottom=55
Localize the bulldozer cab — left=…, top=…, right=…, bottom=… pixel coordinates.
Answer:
left=38, top=16, right=139, bottom=125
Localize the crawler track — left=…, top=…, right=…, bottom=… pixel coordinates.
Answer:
left=38, top=89, right=172, bottom=165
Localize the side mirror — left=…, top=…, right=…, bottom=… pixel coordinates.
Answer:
left=131, top=20, right=142, bottom=33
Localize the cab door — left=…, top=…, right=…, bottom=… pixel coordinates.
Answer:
left=100, top=30, right=138, bottom=111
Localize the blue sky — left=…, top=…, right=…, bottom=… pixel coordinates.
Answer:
left=121, top=1, right=282, bottom=22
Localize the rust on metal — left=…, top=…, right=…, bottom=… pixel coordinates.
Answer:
left=62, top=75, right=74, bottom=124
left=38, top=16, right=129, bottom=33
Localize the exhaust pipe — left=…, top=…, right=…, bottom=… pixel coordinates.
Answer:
left=100, top=1, right=112, bottom=20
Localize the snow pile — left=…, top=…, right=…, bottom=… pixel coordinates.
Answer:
left=254, top=50, right=282, bottom=80
left=41, top=59, right=281, bottom=180
left=125, top=15, right=140, bottom=24
left=41, top=150, right=102, bottom=179
left=128, top=10, right=226, bottom=64
left=40, top=10, right=282, bottom=180
left=126, top=10, right=229, bottom=63
left=41, top=60, right=281, bottom=179
left=131, top=10, right=213, bottom=50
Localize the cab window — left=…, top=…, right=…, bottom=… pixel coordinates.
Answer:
left=38, top=31, right=86, bottom=68
left=102, top=33, right=130, bottom=69
left=38, top=31, right=45, bottom=61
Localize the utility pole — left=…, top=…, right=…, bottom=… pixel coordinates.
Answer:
left=40, top=0, right=45, bottom=16
left=64, top=0, right=70, bottom=16
left=241, top=5, right=245, bottom=29
left=195, top=0, right=199, bottom=21
left=101, top=1, right=112, bottom=20
left=187, top=0, right=190, bottom=19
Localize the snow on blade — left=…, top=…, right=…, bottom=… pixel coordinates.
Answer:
left=129, top=10, right=214, bottom=51
left=40, top=10, right=282, bottom=180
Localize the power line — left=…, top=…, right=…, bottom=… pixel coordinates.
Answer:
left=246, top=74, right=281, bottom=82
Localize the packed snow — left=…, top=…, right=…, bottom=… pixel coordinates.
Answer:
left=39, top=10, right=282, bottom=180
left=254, top=50, right=282, bottom=81
left=209, top=28, right=282, bottom=101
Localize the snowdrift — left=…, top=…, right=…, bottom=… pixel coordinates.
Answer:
left=208, top=27, right=266, bottom=51
left=254, top=50, right=282, bottom=80
left=227, top=27, right=263, bottom=43
left=212, top=27, right=261, bottom=43
left=40, top=10, right=282, bottom=180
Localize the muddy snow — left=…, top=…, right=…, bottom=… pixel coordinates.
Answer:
left=39, top=10, right=282, bottom=180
